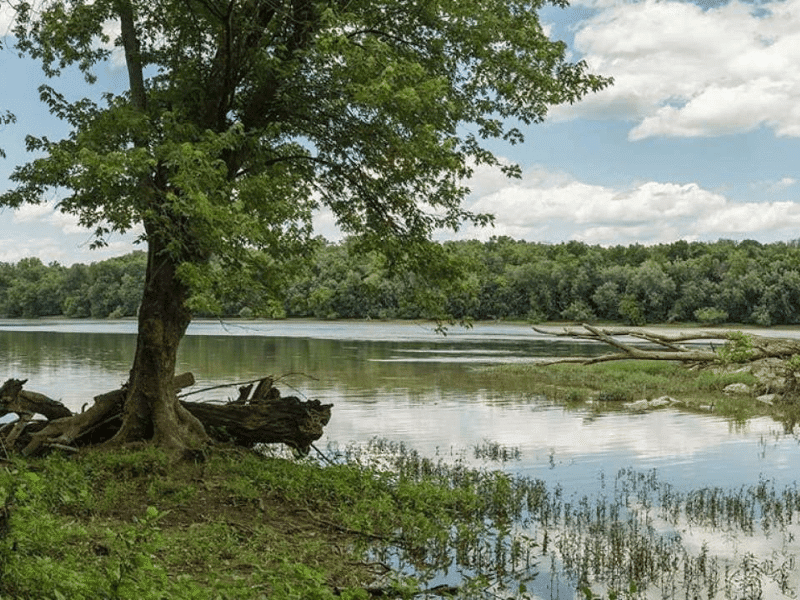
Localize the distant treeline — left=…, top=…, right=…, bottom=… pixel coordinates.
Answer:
left=2, top=237, right=800, bottom=326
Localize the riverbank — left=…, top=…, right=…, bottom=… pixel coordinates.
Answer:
left=4, top=437, right=800, bottom=600
left=1, top=445, right=496, bottom=600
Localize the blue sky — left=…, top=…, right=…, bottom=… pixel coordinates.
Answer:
left=2, top=0, right=800, bottom=265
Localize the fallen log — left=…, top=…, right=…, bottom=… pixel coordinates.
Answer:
left=182, top=375, right=332, bottom=453
left=533, top=324, right=800, bottom=365
left=0, top=378, right=72, bottom=420
left=182, top=397, right=332, bottom=454
left=1, top=375, right=333, bottom=456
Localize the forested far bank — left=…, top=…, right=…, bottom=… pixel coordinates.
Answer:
left=1, top=237, right=800, bottom=326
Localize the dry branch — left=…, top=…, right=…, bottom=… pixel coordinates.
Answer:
left=533, top=325, right=800, bottom=365
left=0, top=379, right=72, bottom=420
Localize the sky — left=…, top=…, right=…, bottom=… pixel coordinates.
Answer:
left=2, top=0, right=800, bottom=265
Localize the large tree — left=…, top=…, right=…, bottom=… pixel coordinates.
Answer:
left=2, top=0, right=610, bottom=452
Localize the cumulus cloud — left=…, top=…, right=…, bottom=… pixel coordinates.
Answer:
left=12, top=201, right=86, bottom=235
left=12, top=202, right=56, bottom=223
left=0, top=3, right=17, bottom=35
left=2, top=201, right=142, bottom=264
left=553, top=0, right=800, bottom=140
left=455, top=162, right=800, bottom=245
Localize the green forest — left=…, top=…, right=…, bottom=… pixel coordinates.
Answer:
left=2, top=237, right=799, bottom=326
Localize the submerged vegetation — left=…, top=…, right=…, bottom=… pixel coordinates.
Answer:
left=2, top=441, right=800, bottom=599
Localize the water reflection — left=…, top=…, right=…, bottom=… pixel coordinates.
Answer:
left=6, top=320, right=800, bottom=598
left=1, top=320, right=799, bottom=494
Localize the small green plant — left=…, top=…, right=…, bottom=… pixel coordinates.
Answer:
left=717, top=331, right=755, bottom=364
left=147, top=479, right=197, bottom=505
left=580, top=581, right=638, bottom=600
left=108, top=506, right=170, bottom=600
left=786, top=354, right=800, bottom=372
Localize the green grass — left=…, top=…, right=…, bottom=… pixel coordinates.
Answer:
left=477, top=360, right=762, bottom=419
left=0, top=445, right=541, bottom=600
left=0, top=449, right=375, bottom=600
left=2, top=439, right=800, bottom=599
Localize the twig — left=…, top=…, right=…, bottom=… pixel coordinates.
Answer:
left=178, top=373, right=319, bottom=399
left=0, top=433, right=9, bottom=461
left=179, top=377, right=272, bottom=398
left=47, top=443, right=78, bottom=453
left=312, top=442, right=335, bottom=465
left=75, top=413, right=122, bottom=442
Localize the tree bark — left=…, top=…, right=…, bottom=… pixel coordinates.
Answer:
left=109, top=230, right=210, bottom=451
left=0, top=379, right=72, bottom=421
left=20, top=388, right=125, bottom=456
left=1, top=376, right=332, bottom=456
left=112, top=0, right=210, bottom=452
left=182, top=397, right=332, bottom=454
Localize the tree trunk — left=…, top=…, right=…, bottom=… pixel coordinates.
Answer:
left=110, top=231, right=210, bottom=451
left=112, top=4, right=208, bottom=452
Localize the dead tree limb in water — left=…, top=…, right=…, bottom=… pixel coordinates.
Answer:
left=533, top=324, right=800, bottom=365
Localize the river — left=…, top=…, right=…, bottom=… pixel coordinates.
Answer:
left=1, top=319, right=796, bottom=489
left=2, top=319, right=800, bottom=598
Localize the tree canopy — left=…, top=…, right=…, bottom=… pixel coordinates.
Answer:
left=1, top=0, right=610, bottom=451
left=3, top=238, right=800, bottom=326
left=4, top=0, right=610, bottom=306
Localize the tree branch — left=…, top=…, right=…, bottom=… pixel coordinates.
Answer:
left=533, top=325, right=800, bottom=365
left=116, top=0, right=147, bottom=113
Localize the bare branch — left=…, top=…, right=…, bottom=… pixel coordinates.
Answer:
left=533, top=325, right=800, bottom=366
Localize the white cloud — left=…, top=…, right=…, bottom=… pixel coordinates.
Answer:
left=47, top=210, right=88, bottom=235
left=694, top=199, right=800, bottom=232
left=13, top=202, right=56, bottom=223
left=13, top=201, right=90, bottom=235
left=0, top=3, right=17, bottom=35
left=554, top=0, right=800, bottom=140
left=0, top=237, right=63, bottom=263
left=775, top=176, right=798, bottom=189
left=457, top=162, right=800, bottom=245
left=752, top=176, right=798, bottom=193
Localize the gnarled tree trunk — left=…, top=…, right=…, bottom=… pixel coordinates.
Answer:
left=110, top=230, right=209, bottom=451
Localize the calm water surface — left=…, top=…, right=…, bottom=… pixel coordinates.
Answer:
left=0, top=319, right=797, bottom=491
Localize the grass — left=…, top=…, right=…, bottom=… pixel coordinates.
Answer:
left=2, top=440, right=800, bottom=599
left=476, top=360, right=765, bottom=420
left=0, top=444, right=543, bottom=600
left=0, top=447, right=380, bottom=600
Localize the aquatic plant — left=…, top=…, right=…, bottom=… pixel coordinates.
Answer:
left=331, top=438, right=800, bottom=599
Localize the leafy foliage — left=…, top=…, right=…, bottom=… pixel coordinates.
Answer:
left=2, top=0, right=610, bottom=309
left=2, top=238, right=800, bottom=324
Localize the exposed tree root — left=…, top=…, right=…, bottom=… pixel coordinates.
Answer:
left=0, top=375, right=333, bottom=456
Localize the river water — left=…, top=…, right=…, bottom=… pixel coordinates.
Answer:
left=1, top=319, right=796, bottom=489
left=2, top=319, right=800, bottom=598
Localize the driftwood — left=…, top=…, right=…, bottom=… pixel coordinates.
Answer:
left=0, top=374, right=332, bottom=456
left=183, top=397, right=332, bottom=454
left=0, top=378, right=73, bottom=420
left=533, top=324, right=800, bottom=365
